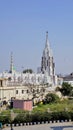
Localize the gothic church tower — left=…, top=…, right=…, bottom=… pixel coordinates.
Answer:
left=41, top=32, right=55, bottom=83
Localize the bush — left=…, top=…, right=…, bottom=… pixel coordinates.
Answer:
left=13, top=111, right=52, bottom=123
left=60, top=82, right=73, bottom=96
left=43, top=112, right=52, bottom=121
left=59, top=111, right=71, bottom=121
left=69, top=111, right=73, bottom=121
left=13, top=112, right=32, bottom=123
left=11, top=111, right=72, bottom=124
left=0, top=115, right=11, bottom=124
left=53, top=111, right=70, bottom=121
left=43, top=93, right=60, bottom=104
left=31, top=112, right=52, bottom=122
left=55, top=86, right=60, bottom=91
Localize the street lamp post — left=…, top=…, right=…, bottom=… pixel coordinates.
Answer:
left=10, top=110, right=14, bottom=130
left=11, top=123, right=13, bottom=130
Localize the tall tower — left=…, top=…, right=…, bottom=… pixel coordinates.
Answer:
left=41, top=32, right=55, bottom=83
left=9, top=52, right=15, bottom=73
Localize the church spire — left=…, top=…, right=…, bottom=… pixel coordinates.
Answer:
left=45, top=31, right=50, bottom=49
left=45, top=31, right=53, bottom=57
left=41, top=32, right=55, bottom=77
left=46, top=31, right=48, bottom=42
left=10, top=52, right=14, bottom=73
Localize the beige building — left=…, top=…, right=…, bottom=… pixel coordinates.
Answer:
left=0, top=78, right=50, bottom=104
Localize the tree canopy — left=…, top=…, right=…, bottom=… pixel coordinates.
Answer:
left=23, top=69, right=33, bottom=73
left=60, top=82, right=73, bottom=96
left=43, top=93, right=60, bottom=104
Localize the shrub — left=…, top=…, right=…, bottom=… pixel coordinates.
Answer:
left=31, top=112, right=42, bottom=122
left=0, top=115, right=11, bottom=124
left=55, top=86, right=60, bottom=91
left=57, top=111, right=70, bottom=121
left=42, top=112, right=52, bottom=121
left=11, top=111, right=72, bottom=123
left=50, top=111, right=71, bottom=121
left=13, top=111, right=52, bottom=123
left=43, top=93, right=60, bottom=104
left=69, top=111, right=73, bottom=121
left=13, top=112, right=32, bottom=123
left=60, top=82, right=73, bottom=96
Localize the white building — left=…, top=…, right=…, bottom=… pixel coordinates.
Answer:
left=0, top=32, right=59, bottom=103
left=0, top=32, right=57, bottom=86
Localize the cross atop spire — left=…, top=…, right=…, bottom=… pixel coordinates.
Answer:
left=45, top=31, right=50, bottom=49
left=46, top=31, right=48, bottom=40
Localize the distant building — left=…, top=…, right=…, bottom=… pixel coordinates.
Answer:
left=63, top=73, right=73, bottom=86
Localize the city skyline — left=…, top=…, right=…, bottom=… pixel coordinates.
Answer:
left=0, top=0, right=73, bottom=74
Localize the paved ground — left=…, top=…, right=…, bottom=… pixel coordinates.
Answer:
left=3, top=122, right=73, bottom=130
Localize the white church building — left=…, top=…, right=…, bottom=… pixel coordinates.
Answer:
left=0, top=32, right=61, bottom=103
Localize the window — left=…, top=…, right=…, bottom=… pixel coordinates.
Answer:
left=43, top=88, right=45, bottom=92
left=22, top=90, right=24, bottom=94
left=27, top=90, right=29, bottom=93
left=16, top=90, right=18, bottom=94
left=1, top=80, right=2, bottom=87
left=37, top=89, right=39, bottom=93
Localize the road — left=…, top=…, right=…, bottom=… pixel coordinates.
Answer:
left=3, top=122, right=73, bottom=130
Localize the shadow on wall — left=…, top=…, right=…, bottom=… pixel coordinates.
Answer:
left=50, top=125, right=73, bottom=130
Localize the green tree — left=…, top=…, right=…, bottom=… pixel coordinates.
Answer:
left=60, top=82, right=73, bottom=96
left=55, top=86, right=60, bottom=91
left=23, top=69, right=33, bottom=73
left=44, top=93, right=60, bottom=104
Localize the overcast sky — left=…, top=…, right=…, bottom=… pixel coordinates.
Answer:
left=0, top=0, right=73, bottom=75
